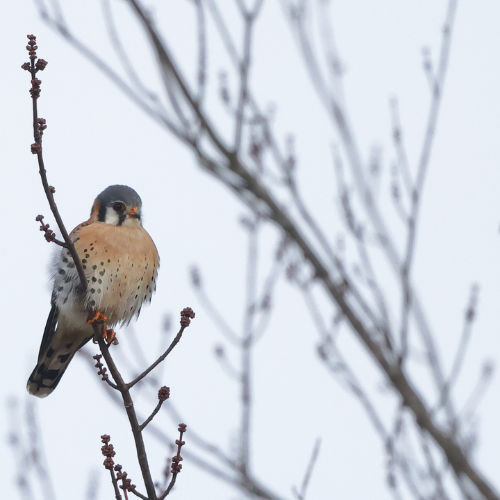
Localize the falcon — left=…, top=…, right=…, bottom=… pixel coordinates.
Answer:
left=27, top=185, right=159, bottom=397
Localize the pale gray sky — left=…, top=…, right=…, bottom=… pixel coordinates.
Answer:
left=1, top=1, right=500, bottom=499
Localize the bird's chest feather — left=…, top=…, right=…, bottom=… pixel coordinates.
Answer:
left=54, top=222, right=159, bottom=326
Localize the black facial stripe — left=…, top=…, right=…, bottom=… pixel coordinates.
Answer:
left=98, top=202, right=106, bottom=222
left=118, top=213, right=126, bottom=226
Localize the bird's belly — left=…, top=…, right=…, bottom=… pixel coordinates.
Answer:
left=84, top=253, right=157, bottom=326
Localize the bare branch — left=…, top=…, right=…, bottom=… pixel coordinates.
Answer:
left=127, top=307, right=195, bottom=389
left=292, top=438, right=321, bottom=500
left=139, top=387, right=170, bottom=431
left=22, top=35, right=87, bottom=291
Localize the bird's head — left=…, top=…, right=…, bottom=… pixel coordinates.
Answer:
left=92, top=185, right=143, bottom=227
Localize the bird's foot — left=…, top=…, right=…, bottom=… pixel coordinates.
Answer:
left=88, top=311, right=108, bottom=325
left=104, top=328, right=119, bottom=346
left=88, top=311, right=111, bottom=344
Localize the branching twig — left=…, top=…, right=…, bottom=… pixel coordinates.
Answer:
left=22, top=34, right=87, bottom=291
left=140, top=386, right=170, bottom=431
left=159, top=423, right=187, bottom=499
left=127, top=307, right=195, bottom=389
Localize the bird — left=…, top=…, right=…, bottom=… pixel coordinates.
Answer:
left=27, top=185, right=159, bottom=397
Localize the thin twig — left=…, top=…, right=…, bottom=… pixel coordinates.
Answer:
left=159, top=424, right=187, bottom=498
left=127, top=308, right=195, bottom=389
left=140, top=392, right=168, bottom=432
left=94, top=328, right=158, bottom=500
left=399, top=0, right=458, bottom=365
left=293, top=438, right=321, bottom=500
left=23, top=35, right=87, bottom=292
left=40, top=6, right=500, bottom=498
left=109, top=468, right=122, bottom=500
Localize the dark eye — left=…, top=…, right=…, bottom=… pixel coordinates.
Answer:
left=112, top=202, right=126, bottom=213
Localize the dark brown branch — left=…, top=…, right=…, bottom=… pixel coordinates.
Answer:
left=38, top=5, right=500, bottom=499
left=159, top=424, right=187, bottom=499
left=22, top=35, right=87, bottom=292
left=139, top=387, right=170, bottom=431
left=93, top=354, right=119, bottom=390
left=100, top=435, right=122, bottom=500
left=35, top=213, right=67, bottom=247
left=129, top=489, right=148, bottom=500
left=94, top=326, right=158, bottom=500
left=83, top=347, right=286, bottom=500
left=127, top=308, right=195, bottom=389
left=108, top=468, right=122, bottom=500
left=110, top=9, right=497, bottom=492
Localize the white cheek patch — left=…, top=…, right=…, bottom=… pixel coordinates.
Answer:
left=104, top=207, right=120, bottom=225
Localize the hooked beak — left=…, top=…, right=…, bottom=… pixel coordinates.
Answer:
left=128, top=206, right=140, bottom=218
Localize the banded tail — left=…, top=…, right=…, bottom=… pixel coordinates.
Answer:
left=27, top=305, right=91, bottom=397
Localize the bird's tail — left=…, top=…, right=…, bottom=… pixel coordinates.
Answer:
left=27, top=349, right=77, bottom=397
left=27, top=305, right=90, bottom=398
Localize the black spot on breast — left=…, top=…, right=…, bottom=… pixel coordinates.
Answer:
left=92, top=277, right=97, bottom=282
left=98, top=279, right=102, bottom=284
left=100, top=262, right=104, bottom=266
left=90, top=288, right=95, bottom=293
left=135, top=294, right=138, bottom=299
left=85, top=254, right=90, bottom=258
left=83, top=265, right=87, bottom=270
left=99, top=270, right=105, bottom=276
left=90, top=299, right=96, bottom=306
left=107, top=259, right=111, bottom=263
left=58, top=353, right=70, bottom=363
left=82, top=259, right=87, bottom=264
left=57, top=286, right=63, bottom=292
left=46, top=347, right=54, bottom=358
left=68, top=262, right=75, bottom=268
left=62, top=257, right=68, bottom=263
left=84, top=248, right=88, bottom=253
left=58, top=269, right=65, bottom=275
left=92, top=265, right=97, bottom=270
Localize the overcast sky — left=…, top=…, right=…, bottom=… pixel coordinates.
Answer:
left=1, top=1, right=500, bottom=499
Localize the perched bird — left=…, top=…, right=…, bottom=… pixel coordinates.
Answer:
left=27, top=185, right=159, bottom=397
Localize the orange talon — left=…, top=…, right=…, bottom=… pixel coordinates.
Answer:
left=87, top=311, right=108, bottom=325
left=104, top=328, right=119, bottom=345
